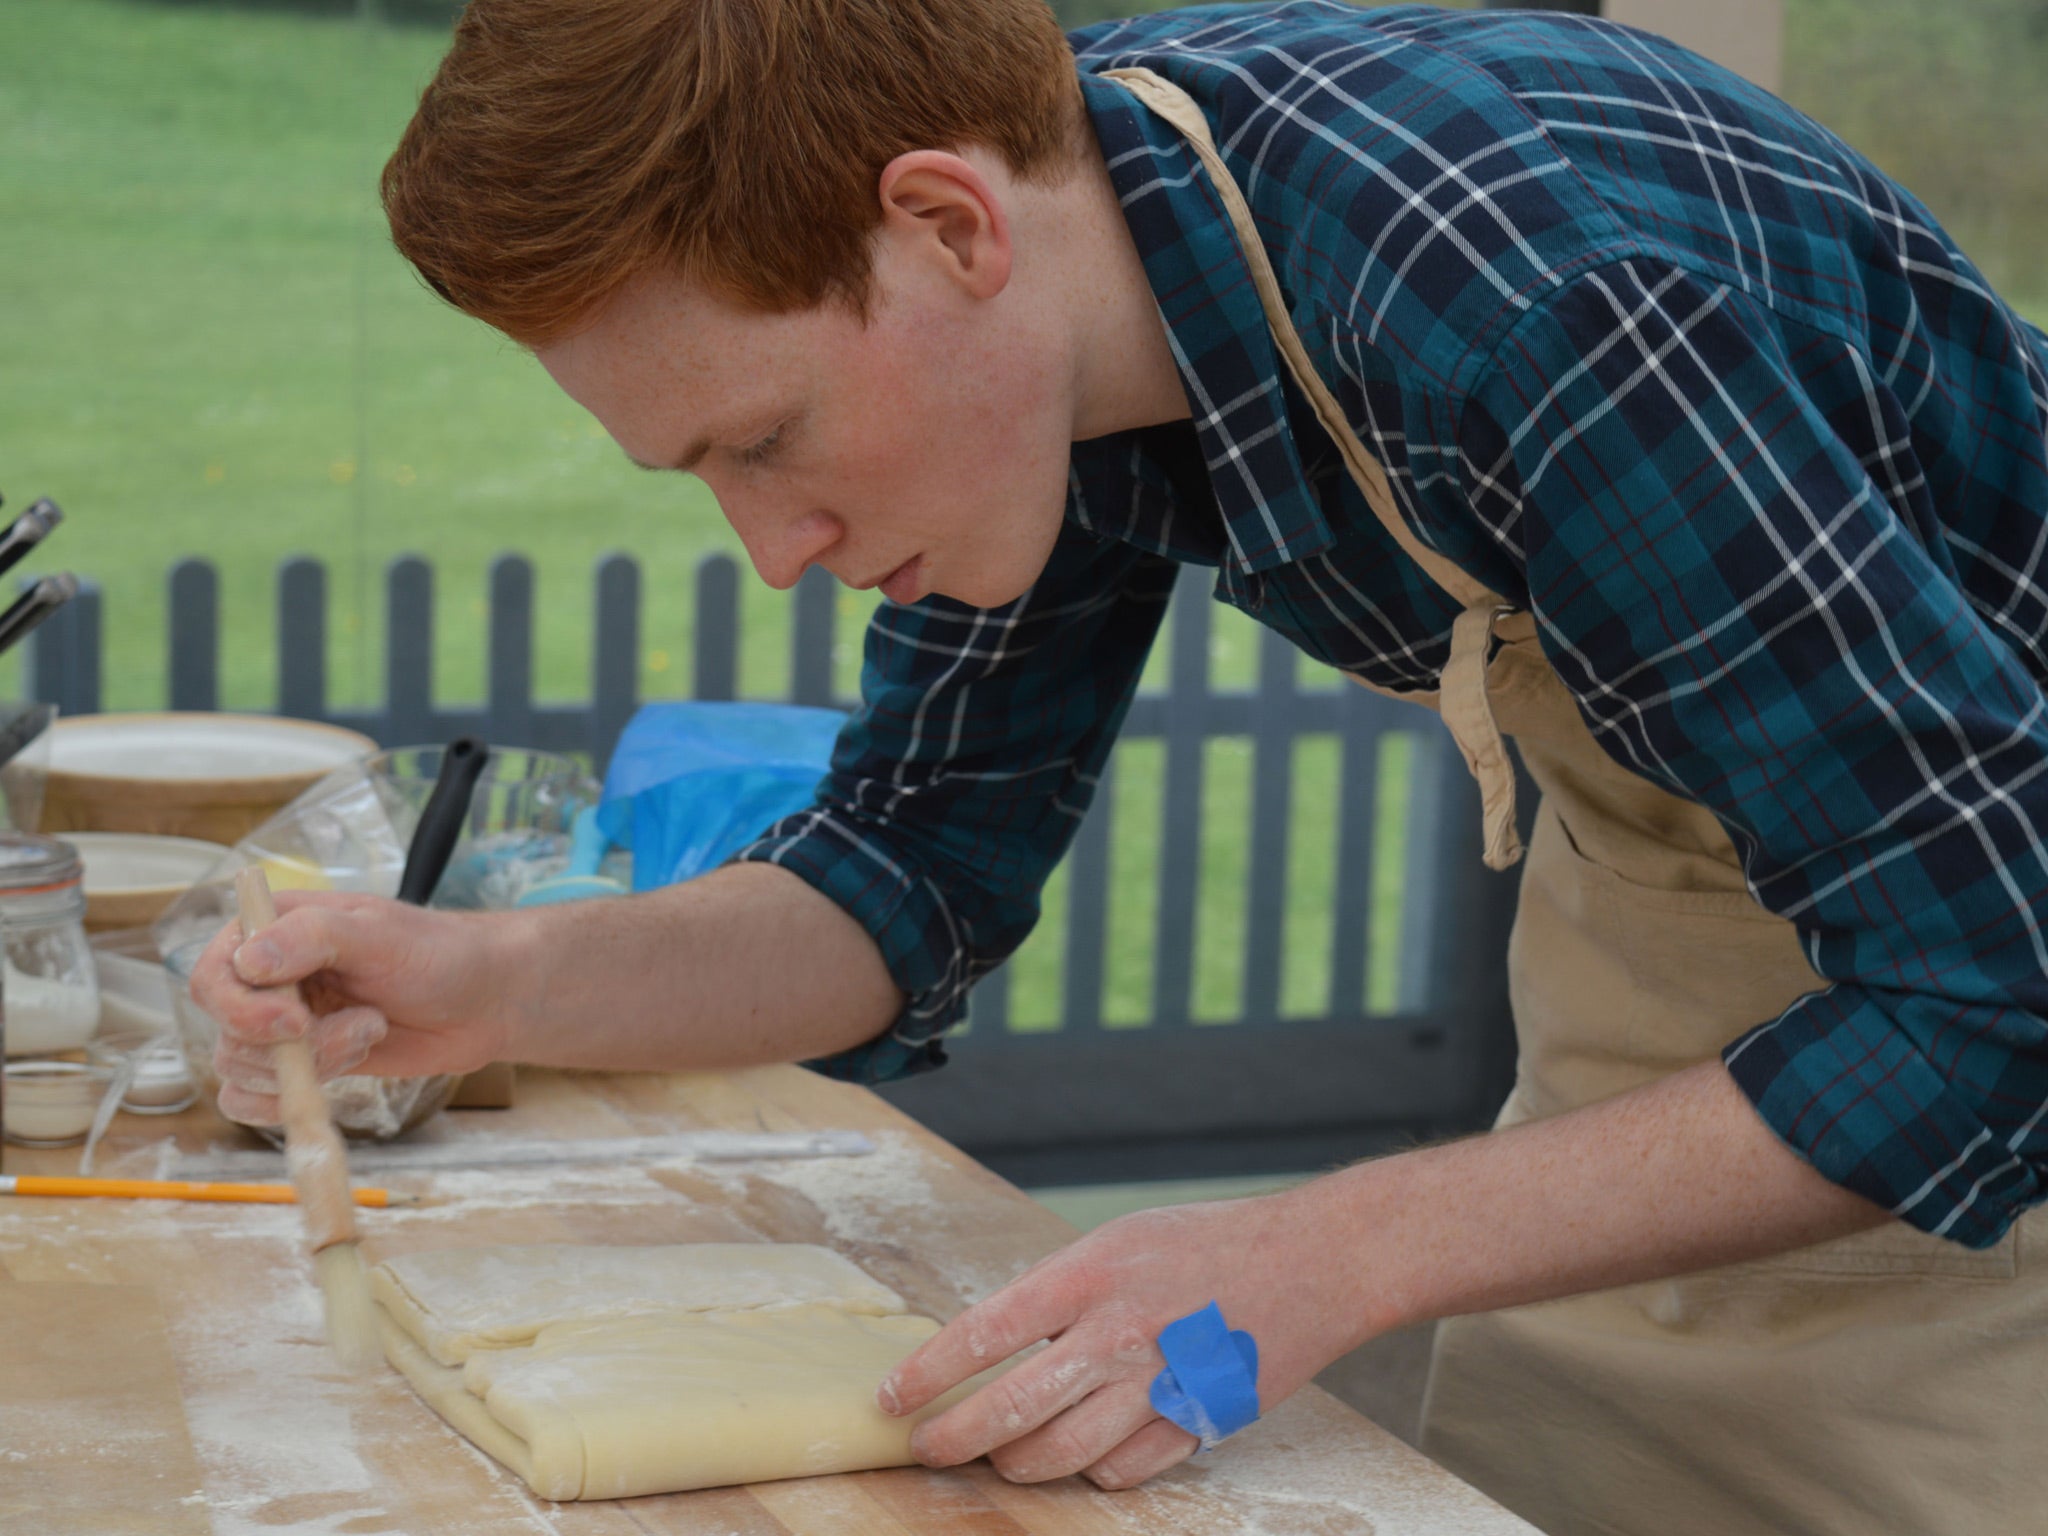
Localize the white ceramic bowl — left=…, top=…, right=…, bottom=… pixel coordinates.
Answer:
left=64, top=831, right=230, bottom=932
left=42, top=713, right=376, bottom=845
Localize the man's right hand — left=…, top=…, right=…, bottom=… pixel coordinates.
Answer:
left=190, top=889, right=520, bottom=1126
left=190, top=862, right=906, bottom=1126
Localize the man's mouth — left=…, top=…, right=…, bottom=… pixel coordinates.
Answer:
left=878, top=555, right=924, bottom=604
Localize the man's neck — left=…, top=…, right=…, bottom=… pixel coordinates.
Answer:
left=1047, top=131, right=1192, bottom=443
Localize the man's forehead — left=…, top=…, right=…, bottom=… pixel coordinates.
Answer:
left=543, top=278, right=737, bottom=379
left=537, top=287, right=757, bottom=426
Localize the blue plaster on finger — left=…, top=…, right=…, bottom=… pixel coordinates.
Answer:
left=1148, top=1301, right=1260, bottom=1450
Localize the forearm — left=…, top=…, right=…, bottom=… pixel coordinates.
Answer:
left=1298, top=1060, right=1890, bottom=1348
left=490, top=862, right=904, bottom=1072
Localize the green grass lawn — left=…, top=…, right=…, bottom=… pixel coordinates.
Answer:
left=3, top=0, right=773, bottom=710
left=2, top=0, right=2041, bottom=1037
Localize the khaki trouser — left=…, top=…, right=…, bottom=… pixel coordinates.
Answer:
left=1110, top=66, right=2048, bottom=1535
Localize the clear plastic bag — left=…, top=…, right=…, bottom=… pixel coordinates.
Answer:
left=154, top=745, right=600, bottom=1140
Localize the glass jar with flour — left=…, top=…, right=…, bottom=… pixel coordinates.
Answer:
left=0, top=834, right=101, bottom=1056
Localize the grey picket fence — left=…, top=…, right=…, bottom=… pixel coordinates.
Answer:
left=29, top=553, right=1521, bottom=1183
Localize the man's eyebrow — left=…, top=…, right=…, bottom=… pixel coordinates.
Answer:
left=626, top=436, right=711, bottom=474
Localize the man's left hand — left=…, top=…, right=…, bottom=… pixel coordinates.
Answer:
left=876, top=1186, right=1370, bottom=1490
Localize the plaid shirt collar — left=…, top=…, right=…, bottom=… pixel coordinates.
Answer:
left=1076, top=71, right=1337, bottom=576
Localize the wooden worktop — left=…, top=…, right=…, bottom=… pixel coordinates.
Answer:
left=0, top=1065, right=1536, bottom=1535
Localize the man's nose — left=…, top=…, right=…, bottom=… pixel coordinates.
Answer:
left=727, top=501, right=843, bottom=591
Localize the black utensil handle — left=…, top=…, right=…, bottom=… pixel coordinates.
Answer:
left=396, top=736, right=491, bottom=907
left=0, top=574, right=77, bottom=662
left=0, top=702, right=54, bottom=773
left=0, top=499, right=62, bottom=581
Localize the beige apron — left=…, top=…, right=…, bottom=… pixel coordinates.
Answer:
left=1109, top=68, right=2048, bottom=1536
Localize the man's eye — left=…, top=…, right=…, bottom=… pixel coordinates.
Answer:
left=737, top=428, right=784, bottom=467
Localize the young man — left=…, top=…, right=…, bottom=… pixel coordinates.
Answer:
left=195, top=2, right=2048, bottom=1529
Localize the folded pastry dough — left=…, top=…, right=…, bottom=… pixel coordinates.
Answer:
left=371, top=1241, right=908, bottom=1365
left=373, top=1242, right=982, bottom=1500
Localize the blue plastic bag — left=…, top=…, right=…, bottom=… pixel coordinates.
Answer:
left=597, top=702, right=845, bottom=892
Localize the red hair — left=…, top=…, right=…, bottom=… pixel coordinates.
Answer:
left=382, top=0, right=1084, bottom=345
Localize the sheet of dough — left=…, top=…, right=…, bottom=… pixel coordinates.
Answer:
left=374, top=1243, right=997, bottom=1500
left=371, top=1241, right=907, bottom=1365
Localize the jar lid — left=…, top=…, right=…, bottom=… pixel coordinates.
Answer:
left=0, top=833, right=83, bottom=893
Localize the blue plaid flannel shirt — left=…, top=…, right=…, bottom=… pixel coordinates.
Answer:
left=733, top=3, right=2048, bottom=1248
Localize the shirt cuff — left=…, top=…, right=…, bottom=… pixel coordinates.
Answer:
left=1724, top=986, right=2047, bottom=1249
left=728, top=806, right=980, bottom=1086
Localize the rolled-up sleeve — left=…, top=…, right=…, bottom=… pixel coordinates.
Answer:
left=730, top=523, right=1177, bottom=1084
left=1458, top=259, right=2048, bottom=1246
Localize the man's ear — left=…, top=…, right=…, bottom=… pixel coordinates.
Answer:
left=876, top=150, right=1013, bottom=300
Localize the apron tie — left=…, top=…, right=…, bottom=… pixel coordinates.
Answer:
left=1440, top=604, right=1523, bottom=871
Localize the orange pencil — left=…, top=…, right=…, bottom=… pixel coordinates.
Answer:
left=0, top=1174, right=417, bottom=1207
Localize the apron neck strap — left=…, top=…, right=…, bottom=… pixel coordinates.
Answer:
left=1103, top=66, right=1499, bottom=613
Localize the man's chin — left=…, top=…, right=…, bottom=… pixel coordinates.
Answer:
left=931, top=572, right=1039, bottom=611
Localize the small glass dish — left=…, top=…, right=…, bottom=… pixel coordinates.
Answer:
left=4, top=1049, right=122, bottom=1148
left=92, top=942, right=199, bottom=1115
left=112, top=1034, right=198, bottom=1116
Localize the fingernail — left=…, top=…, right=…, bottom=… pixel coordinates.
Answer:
left=236, top=939, right=281, bottom=981
left=876, top=1376, right=900, bottom=1415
